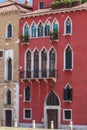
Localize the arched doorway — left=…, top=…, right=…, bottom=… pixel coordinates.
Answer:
left=44, top=90, right=61, bottom=129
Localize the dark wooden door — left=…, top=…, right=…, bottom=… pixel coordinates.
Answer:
left=47, top=109, right=58, bottom=129
left=5, top=110, right=12, bottom=126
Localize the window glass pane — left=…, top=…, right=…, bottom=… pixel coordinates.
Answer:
left=25, top=87, right=30, bottom=101
left=7, top=24, right=12, bottom=38
left=65, top=110, right=71, bottom=119
left=26, top=51, right=31, bottom=78
left=34, top=50, right=39, bottom=77
left=24, top=24, right=29, bottom=36
left=45, top=25, right=50, bottom=36
left=25, top=110, right=31, bottom=118
left=38, top=23, right=43, bottom=37
left=66, top=19, right=71, bottom=34
left=41, top=49, right=47, bottom=77
left=65, top=46, right=72, bottom=69
left=32, top=24, right=36, bottom=37
left=39, top=2, right=44, bottom=9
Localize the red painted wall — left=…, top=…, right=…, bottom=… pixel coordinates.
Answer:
left=33, top=0, right=55, bottom=10
left=19, top=9, right=87, bottom=126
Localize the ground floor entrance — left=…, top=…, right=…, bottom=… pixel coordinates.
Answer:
left=47, top=109, right=58, bottom=129
left=44, top=90, right=60, bottom=129
left=5, top=110, right=12, bottom=126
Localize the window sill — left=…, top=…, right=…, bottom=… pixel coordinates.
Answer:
left=5, top=37, right=13, bottom=40
left=63, top=33, right=72, bottom=36
left=63, top=68, right=73, bottom=71
left=4, top=80, right=12, bottom=83
left=23, top=100, right=31, bottom=103
left=63, top=100, right=72, bottom=103
left=30, top=36, right=50, bottom=39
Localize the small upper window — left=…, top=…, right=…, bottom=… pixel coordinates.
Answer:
left=7, top=23, right=12, bottom=38
left=39, top=2, right=44, bottom=9
left=64, top=17, right=72, bottom=35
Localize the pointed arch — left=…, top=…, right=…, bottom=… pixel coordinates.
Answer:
left=47, top=90, right=59, bottom=105
left=6, top=89, right=11, bottom=105
left=6, top=22, right=13, bottom=38
left=64, top=16, right=72, bottom=35
left=64, top=44, right=73, bottom=70
left=34, top=49, right=39, bottom=77
left=24, top=86, right=30, bottom=101
left=63, top=83, right=72, bottom=101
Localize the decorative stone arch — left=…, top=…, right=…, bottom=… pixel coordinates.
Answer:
left=23, top=22, right=29, bottom=36
left=6, top=22, right=13, bottom=38
left=64, top=16, right=72, bottom=35
left=30, top=21, right=37, bottom=37
left=52, top=18, right=59, bottom=32
left=44, top=90, right=61, bottom=129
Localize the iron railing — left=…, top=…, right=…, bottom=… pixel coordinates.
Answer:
left=20, top=70, right=58, bottom=79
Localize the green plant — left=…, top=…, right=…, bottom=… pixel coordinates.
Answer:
left=49, top=30, right=58, bottom=42
left=19, top=34, right=29, bottom=43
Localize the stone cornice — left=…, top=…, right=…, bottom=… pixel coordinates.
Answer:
left=20, top=4, right=87, bottom=18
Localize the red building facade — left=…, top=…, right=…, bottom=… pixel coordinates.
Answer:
left=19, top=1, right=87, bottom=129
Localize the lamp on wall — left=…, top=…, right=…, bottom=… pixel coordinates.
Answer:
left=50, top=81, right=55, bottom=89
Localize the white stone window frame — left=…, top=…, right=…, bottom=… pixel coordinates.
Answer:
left=30, top=21, right=37, bottom=38
left=63, top=44, right=73, bottom=71
left=37, top=20, right=44, bottom=37
left=44, top=19, right=51, bottom=37
left=38, top=1, right=44, bottom=9
left=48, top=46, right=57, bottom=77
left=23, top=108, right=32, bottom=120
left=63, top=82, right=72, bottom=103
left=52, top=18, right=59, bottom=32
left=40, top=47, right=48, bottom=78
left=64, top=16, right=72, bottom=36
left=5, top=22, right=13, bottom=39
left=23, top=22, right=30, bottom=36
left=4, top=50, right=13, bottom=81
left=24, top=49, right=32, bottom=78
left=63, top=109, right=72, bottom=121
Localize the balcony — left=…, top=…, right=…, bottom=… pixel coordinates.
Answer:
left=20, top=70, right=57, bottom=82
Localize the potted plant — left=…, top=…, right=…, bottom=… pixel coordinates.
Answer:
left=19, top=34, right=29, bottom=44
left=49, top=30, right=58, bottom=42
